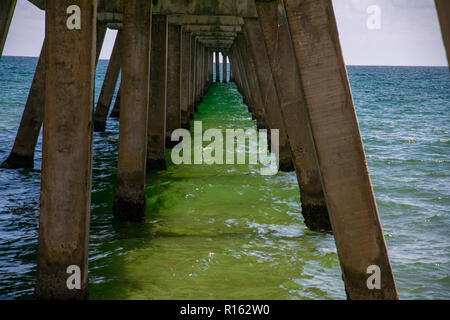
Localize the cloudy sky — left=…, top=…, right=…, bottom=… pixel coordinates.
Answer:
left=2, top=0, right=447, bottom=66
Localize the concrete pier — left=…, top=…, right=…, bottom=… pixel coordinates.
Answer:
left=244, top=18, right=294, bottom=172
left=1, top=21, right=106, bottom=169
left=255, top=0, right=330, bottom=232
left=222, top=53, right=227, bottom=82
left=113, top=0, right=151, bottom=222
left=1, top=42, right=45, bottom=169
left=94, top=31, right=122, bottom=132
left=166, top=24, right=182, bottom=148
left=0, top=0, right=16, bottom=58
left=5, top=0, right=413, bottom=300
left=215, top=51, right=220, bottom=82
left=147, top=14, right=168, bottom=171
left=282, top=0, right=397, bottom=299
left=109, top=85, right=121, bottom=118
left=34, top=0, right=97, bottom=299
left=180, top=30, right=191, bottom=129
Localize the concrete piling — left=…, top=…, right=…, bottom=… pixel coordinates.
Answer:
left=0, top=0, right=17, bottom=58
left=147, top=14, right=168, bottom=172
left=34, top=0, right=97, bottom=300
left=255, top=0, right=330, bottom=232
left=166, top=24, right=182, bottom=148
left=94, top=31, right=122, bottom=132
left=113, top=0, right=152, bottom=222
left=282, top=0, right=398, bottom=299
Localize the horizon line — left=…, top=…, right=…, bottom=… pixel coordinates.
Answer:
left=1, top=55, right=448, bottom=68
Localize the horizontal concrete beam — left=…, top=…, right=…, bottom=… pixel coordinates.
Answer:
left=196, top=36, right=235, bottom=41
left=153, top=0, right=257, bottom=18
left=185, top=25, right=242, bottom=33
left=29, top=0, right=258, bottom=18
left=168, top=15, right=243, bottom=26
left=190, top=32, right=237, bottom=37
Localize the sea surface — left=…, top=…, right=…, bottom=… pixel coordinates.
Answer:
left=0, top=56, right=448, bottom=299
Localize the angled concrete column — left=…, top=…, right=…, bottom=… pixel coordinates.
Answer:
left=114, top=0, right=151, bottom=222
left=180, top=31, right=191, bottom=129
left=94, top=31, right=122, bottom=131
left=229, top=56, right=234, bottom=82
left=215, top=51, right=220, bottom=82
left=188, top=35, right=195, bottom=118
left=235, top=38, right=264, bottom=125
left=0, top=0, right=16, bottom=58
left=166, top=24, right=182, bottom=148
left=222, top=54, right=227, bottom=83
left=436, top=0, right=450, bottom=68
left=1, top=21, right=107, bottom=169
left=244, top=19, right=293, bottom=171
left=34, top=0, right=97, bottom=300
left=147, top=14, right=168, bottom=171
left=1, top=41, right=45, bottom=169
left=282, top=0, right=398, bottom=299
left=255, top=1, right=330, bottom=232
left=109, top=85, right=121, bottom=118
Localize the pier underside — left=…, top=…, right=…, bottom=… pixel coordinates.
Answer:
left=5, top=0, right=448, bottom=300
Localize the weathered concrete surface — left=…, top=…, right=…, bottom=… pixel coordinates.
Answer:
left=147, top=14, right=168, bottom=171
left=166, top=24, right=182, bottom=148
left=436, top=0, right=450, bottom=68
left=1, top=22, right=107, bottom=169
left=185, top=25, right=242, bottom=33
left=114, top=0, right=151, bottom=223
left=215, top=51, right=220, bottom=82
left=222, top=53, right=227, bottom=82
left=34, top=0, right=97, bottom=300
left=0, top=0, right=16, bottom=58
left=110, top=85, right=121, bottom=118
left=243, top=19, right=293, bottom=172
left=94, top=31, right=122, bottom=132
left=180, top=30, right=191, bottom=129
left=1, top=42, right=45, bottom=169
left=168, top=15, right=243, bottom=26
left=255, top=0, right=330, bottom=232
left=234, top=36, right=266, bottom=129
left=282, top=0, right=398, bottom=299
left=188, top=35, right=195, bottom=117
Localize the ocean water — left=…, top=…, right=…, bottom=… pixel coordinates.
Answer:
left=0, top=57, right=448, bottom=299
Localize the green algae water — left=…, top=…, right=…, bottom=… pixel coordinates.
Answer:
left=0, top=58, right=449, bottom=299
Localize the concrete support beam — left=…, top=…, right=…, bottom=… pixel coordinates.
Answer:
left=1, top=42, right=45, bottom=169
left=282, top=0, right=398, bottom=299
left=94, top=31, right=122, bottom=131
left=235, top=35, right=266, bottom=128
left=184, top=25, right=242, bottom=33
left=436, top=0, right=450, bottom=68
left=147, top=14, right=168, bottom=171
left=34, top=0, right=97, bottom=300
left=215, top=51, right=220, bottom=82
left=255, top=0, right=330, bottom=232
left=1, top=21, right=107, bottom=169
left=189, top=35, right=195, bottom=117
left=191, top=31, right=237, bottom=37
left=152, top=0, right=258, bottom=17
left=110, top=85, right=121, bottom=118
left=168, top=15, right=243, bottom=26
left=0, top=0, right=16, bottom=58
left=166, top=24, right=182, bottom=148
left=244, top=19, right=293, bottom=171
left=180, top=30, right=191, bottom=129
left=114, top=0, right=151, bottom=222
left=222, top=53, right=227, bottom=82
